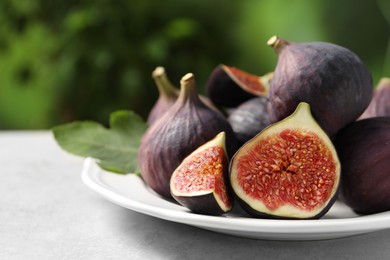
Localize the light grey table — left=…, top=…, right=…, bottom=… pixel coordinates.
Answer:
left=1, top=131, right=390, bottom=260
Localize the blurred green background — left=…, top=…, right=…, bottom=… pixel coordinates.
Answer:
left=0, top=0, right=389, bottom=129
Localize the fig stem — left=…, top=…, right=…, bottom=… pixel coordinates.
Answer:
left=178, top=73, right=200, bottom=104
left=152, top=66, right=178, bottom=98
left=267, top=35, right=290, bottom=54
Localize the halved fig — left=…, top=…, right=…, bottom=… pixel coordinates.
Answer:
left=230, top=102, right=341, bottom=219
left=206, top=64, right=272, bottom=108
left=170, top=132, right=233, bottom=215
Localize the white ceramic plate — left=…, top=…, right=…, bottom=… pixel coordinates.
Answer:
left=81, top=157, right=390, bottom=241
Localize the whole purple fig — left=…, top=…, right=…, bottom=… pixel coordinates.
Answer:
left=139, top=73, right=239, bottom=198
left=334, top=117, right=390, bottom=214
left=267, top=36, right=373, bottom=137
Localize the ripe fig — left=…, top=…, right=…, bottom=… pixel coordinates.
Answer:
left=230, top=102, right=341, bottom=219
left=334, top=117, right=390, bottom=214
left=205, top=64, right=272, bottom=108
left=170, top=132, right=233, bottom=215
left=267, top=36, right=373, bottom=137
left=228, top=96, right=271, bottom=145
left=147, top=66, right=179, bottom=125
left=359, top=77, right=390, bottom=120
left=147, top=67, right=221, bottom=125
left=139, top=73, right=239, bottom=199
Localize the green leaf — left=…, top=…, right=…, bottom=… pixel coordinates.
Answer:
left=52, top=110, right=147, bottom=174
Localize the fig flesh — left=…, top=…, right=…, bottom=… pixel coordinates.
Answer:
left=359, top=77, right=390, bottom=120
left=170, top=132, right=233, bottom=215
left=267, top=36, right=373, bottom=137
left=334, top=117, right=390, bottom=214
left=139, top=73, right=239, bottom=198
left=228, top=96, right=271, bottom=145
left=206, top=64, right=272, bottom=108
left=230, top=102, right=340, bottom=219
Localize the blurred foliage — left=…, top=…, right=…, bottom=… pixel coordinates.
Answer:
left=0, top=0, right=389, bottom=129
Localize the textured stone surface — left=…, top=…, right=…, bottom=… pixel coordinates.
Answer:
left=1, top=131, right=390, bottom=260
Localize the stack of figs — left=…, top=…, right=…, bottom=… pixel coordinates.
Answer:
left=138, top=36, right=390, bottom=219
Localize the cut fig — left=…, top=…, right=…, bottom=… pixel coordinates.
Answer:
left=170, top=132, right=233, bottom=215
left=359, top=77, right=390, bottom=120
left=267, top=36, right=373, bottom=137
left=230, top=102, right=341, bottom=219
left=206, top=64, right=272, bottom=108
left=334, top=117, right=390, bottom=214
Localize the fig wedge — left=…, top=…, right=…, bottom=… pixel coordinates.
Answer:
left=206, top=64, right=272, bottom=108
left=170, top=132, right=233, bottom=215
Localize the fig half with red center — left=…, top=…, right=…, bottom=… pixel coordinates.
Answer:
left=206, top=64, right=272, bottom=108
left=359, top=77, right=390, bottom=120
left=230, top=102, right=341, bottom=219
left=170, top=132, right=233, bottom=215
left=334, top=117, right=390, bottom=214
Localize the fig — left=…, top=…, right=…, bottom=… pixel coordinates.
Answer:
left=334, top=117, right=390, bottom=214
left=267, top=36, right=373, bottom=137
left=147, top=67, right=220, bottom=125
left=230, top=102, right=341, bottom=219
left=147, top=66, right=178, bottom=125
left=228, top=96, right=271, bottom=145
left=138, top=73, right=239, bottom=198
left=170, top=132, right=233, bottom=215
left=359, top=77, right=390, bottom=120
left=205, top=64, right=272, bottom=108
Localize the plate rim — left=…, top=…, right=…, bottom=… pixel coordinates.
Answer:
left=81, top=157, right=390, bottom=239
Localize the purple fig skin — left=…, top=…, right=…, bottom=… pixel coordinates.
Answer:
left=334, top=117, right=390, bottom=214
left=173, top=192, right=229, bottom=216
left=139, top=73, right=239, bottom=199
left=267, top=36, right=373, bottom=137
left=359, top=77, right=390, bottom=120
left=228, top=96, right=271, bottom=145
